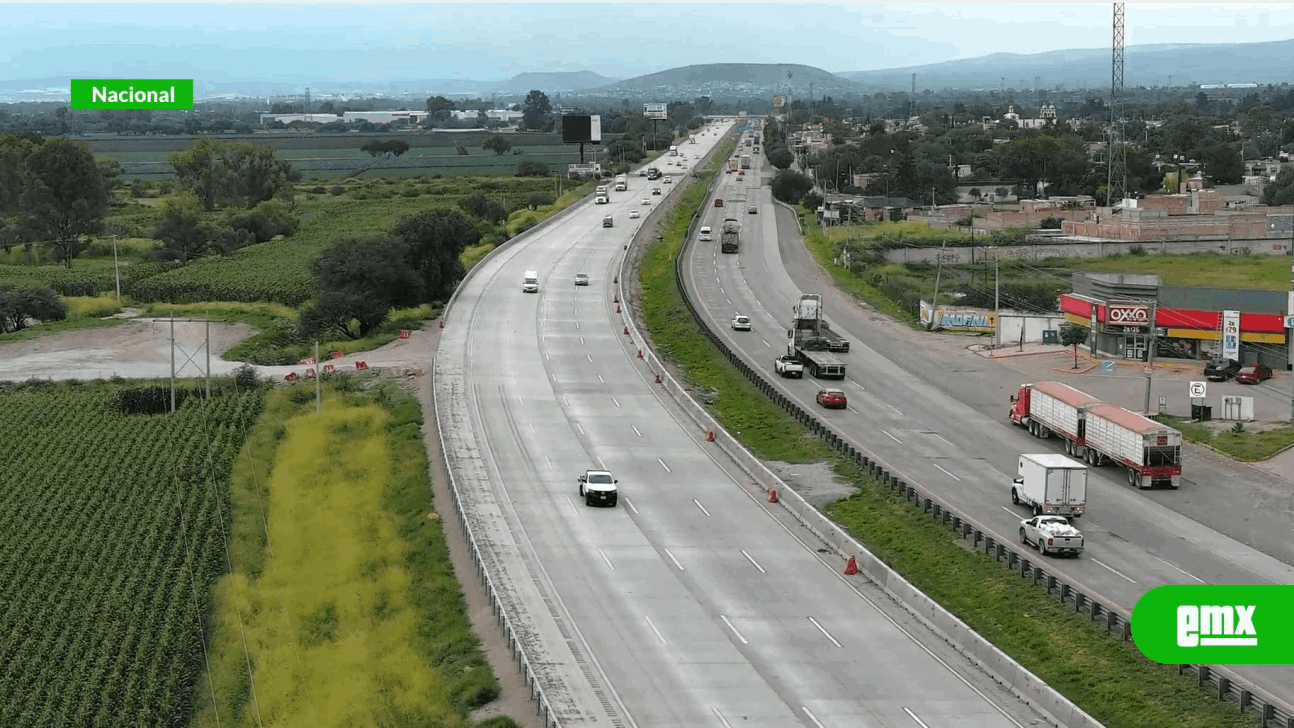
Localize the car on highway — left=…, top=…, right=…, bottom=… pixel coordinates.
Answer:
left=774, top=355, right=804, bottom=378
left=574, top=273, right=589, bottom=286
left=731, top=314, right=752, bottom=331
left=663, top=176, right=672, bottom=184
left=638, top=169, right=647, bottom=176
left=641, top=198, right=650, bottom=205
left=1204, top=357, right=1242, bottom=381
left=738, top=171, right=745, bottom=177
left=578, top=470, right=618, bottom=507
left=1020, top=515, right=1084, bottom=557
left=714, top=198, right=724, bottom=207
left=816, top=388, right=847, bottom=409
left=748, top=206, right=757, bottom=214
left=629, top=209, right=640, bottom=219
left=1236, top=364, right=1273, bottom=384
left=652, top=187, right=662, bottom=195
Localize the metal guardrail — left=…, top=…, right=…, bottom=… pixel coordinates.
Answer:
left=657, top=197, right=1294, bottom=728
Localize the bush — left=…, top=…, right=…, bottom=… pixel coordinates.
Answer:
left=516, top=160, right=550, bottom=177
left=329, top=185, right=344, bottom=196
left=1041, top=216, right=1062, bottom=229
left=0, top=286, right=68, bottom=333
left=233, top=363, right=260, bottom=388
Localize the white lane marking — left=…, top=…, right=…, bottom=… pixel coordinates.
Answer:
left=562, top=396, right=569, bottom=406
left=741, top=549, right=766, bottom=574
left=693, top=499, right=711, bottom=517
left=736, top=490, right=1028, bottom=728
left=720, top=615, right=748, bottom=644
left=883, top=430, right=903, bottom=444
left=1155, top=556, right=1206, bottom=583
left=596, top=456, right=606, bottom=469
left=545, top=352, right=550, bottom=361
left=716, top=277, right=721, bottom=285
left=720, top=287, right=725, bottom=294
left=528, top=422, right=535, bottom=434
left=848, top=381, right=866, bottom=392
left=566, top=497, right=580, bottom=516
left=932, top=433, right=954, bottom=447
left=992, top=468, right=1010, bottom=480
left=664, top=548, right=685, bottom=571
left=598, top=375, right=605, bottom=384
left=587, top=354, right=593, bottom=362
left=598, top=549, right=615, bottom=570
left=932, top=462, right=962, bottom=481
left=576, top=322, right=581, bottom=329
left=887, top=403, right=903, bottom=414
left=632, top=425, right=642, bottom=437
left=580, top=336, right=584, bottom=344
left=761, top=339, right=771, bottom=347
left=904, top=707, right=931, bottom=728
left=808, top=616, right=842, bottom=648
left=544, top=456, right=552, bottom=468
left=644, top=616, right=667, bottom=645
left=725, top=298, right=732, bottom=305
left=612, top=397, right=621, bottom=408
left=576, top=423, right=585, bottom=435
left=711, top=707, right=733, bottom=728
left=802, top=707, right=827, bottom=728
left=656, top=458, right=673, bottom=473
left=623, top=497, right=639, bottom=514
left=518, top=395, right=524, bottom=405
left=1091, top=558, right=1138, bottom=584
left=1001, top=506, right=1021, bottom=517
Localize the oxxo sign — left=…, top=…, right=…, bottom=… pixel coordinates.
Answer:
left=1107, top=304, right=1150, bottom=326
left=1132, top=584, right=1294, bottom=664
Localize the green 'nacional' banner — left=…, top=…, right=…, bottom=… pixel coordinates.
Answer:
left=1132, top=584, right=1294, bottom=665
left=71, top=79, right=194, bottom=109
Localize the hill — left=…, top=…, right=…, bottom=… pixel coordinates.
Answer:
left=491, top=70, right=620, bottom=94
left=587, top=62, right=862, bottom=98
left=843, top=38, right=1294, bottom=91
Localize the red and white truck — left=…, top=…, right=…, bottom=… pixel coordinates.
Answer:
left=1008, top=381, right=1102, bottom=458
left=1082, top=404, right=1182, bottom=489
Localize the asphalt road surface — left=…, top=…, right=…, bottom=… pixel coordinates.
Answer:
left=684, top=153, right=1294, bottom=700
left=434, top=124, right=1049, bottom=727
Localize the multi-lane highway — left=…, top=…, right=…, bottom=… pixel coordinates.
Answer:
left=683, top=149, right=1294, bottom=698
left=435, top=123, right=1055, bottom=727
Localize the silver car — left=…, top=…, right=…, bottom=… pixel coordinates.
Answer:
left=574, top=273, right=589, bottom=286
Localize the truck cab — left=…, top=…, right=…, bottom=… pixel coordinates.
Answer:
left=522, top=270, right=539, bottom=293
left=578, top=470, right=618, bottom=507
left=602, top=215, right=613, bottom=228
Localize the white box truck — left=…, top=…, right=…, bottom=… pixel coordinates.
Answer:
left=1011, top=453, right=1087, bottom=518
left=522, top=270, right=539, bottom=293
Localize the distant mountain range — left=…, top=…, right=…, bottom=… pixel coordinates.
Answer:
left=2, top=38, right=1291, bottom=103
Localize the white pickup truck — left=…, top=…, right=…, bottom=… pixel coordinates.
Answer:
left=1019, top=515, right=1084, bottom=557
left=774, top=354, right=805, bottom=379
left=578, top=470, right=618, bottom=507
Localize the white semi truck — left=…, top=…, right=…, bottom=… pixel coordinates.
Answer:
left=1011, top=453, right=1087, bottom=518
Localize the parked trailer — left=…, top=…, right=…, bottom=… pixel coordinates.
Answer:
left=1083, top=404, right=1183, bottom=489
left=1008, top=381, right=1101, bottom=457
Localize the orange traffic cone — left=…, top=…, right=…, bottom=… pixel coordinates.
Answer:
left=623, top=326, right=629, bottom=335
left=768, top=489, right=778, bottom=504
left=439, top=319, right=444, bottom=329
left=636, top=348, right=643, bottom=359
left=615, top=303, right=621, bottom=313
left=614, top=275, right=619, bottom=284
left=614, top=293, right=620, bottom=303
left=706, top=430, right=715, bottom=442
left=654, top=372, right=662, bottom=383
left=844, top=556, right=858, bottom=576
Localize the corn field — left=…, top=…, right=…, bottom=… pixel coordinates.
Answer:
left=0, top=383, right=266, bottom=728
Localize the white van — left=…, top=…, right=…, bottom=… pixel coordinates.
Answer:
left=522, top=270, right=539, bottom=293
left=699, top=226, right=712, bottom=242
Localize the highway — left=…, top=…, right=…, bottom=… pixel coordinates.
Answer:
left=434, top=123, right=1050, bottom=727
left=684, top=150, right=1294, bottom=698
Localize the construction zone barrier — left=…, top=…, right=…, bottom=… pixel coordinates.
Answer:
left=330, top=351, right=344, bottom=360
left=284, top=372, right=298, bottom=383
left=299, top=357, right=316, bottom=365
left=624, top=326, right=630, bottom=335
left=844, top=556, right=858, bottom=576
left=768, top=489, right=778, bottom=504
left=323, top=364, right=336, bottom=374
left=355, top=361, right=369, bottom=371
left=399, top=330, right=411, bottom=339
left=304, top=368, right=316, bottom=379
left=636, top=348, right=643, bottom=359
left=706, top=430, right=715, bottom=442
left=654, top=372, right=662, bottom=384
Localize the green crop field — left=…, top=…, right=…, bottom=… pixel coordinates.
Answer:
left=0, top=380, right=266, bottom=728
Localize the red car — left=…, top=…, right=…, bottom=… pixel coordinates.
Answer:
left=1235, top=364, right=1273, bottom=384
left=816, top=388, right=847, bottom=409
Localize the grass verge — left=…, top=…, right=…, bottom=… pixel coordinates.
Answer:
left=636, top=192, right=1263, bottom=727
left=0, top=314, right=129, bottom=344
left=1155, top=414, right=1294, bottom=461
left=800, top=211, right=922, bottom=326
left=192, top=378, right=515, bottom=728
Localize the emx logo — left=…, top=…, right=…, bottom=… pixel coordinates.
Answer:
left=1133, top=585, right=1292, bottom=664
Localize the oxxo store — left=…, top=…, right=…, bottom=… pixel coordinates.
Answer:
left=1060, top=293, right=1291, bottom=369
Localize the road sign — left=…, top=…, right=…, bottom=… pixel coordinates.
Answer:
left=1143, top=366, right=1154, bottom=375
left=1189, top=381, right=1207, bottom=398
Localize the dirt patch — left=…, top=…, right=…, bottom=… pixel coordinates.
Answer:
left=764, top=461, right=858, bottom=509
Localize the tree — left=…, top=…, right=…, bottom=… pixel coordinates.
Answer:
left=1261, top=167, right=1294, bottom=206
left=0, top=286, right=67, bottom=334
left=1059, top=323, right=1089, bottom=369
left=1200, top=142, right=1242, bottom=184
left=482, top=134, right=512, bottom=156
left=301, top=237, right=423, bottom=339
left=521, top=90, right=552, bottom=131
left=361, top=139, right=410, bottom=158
left=392, top=211, right=478, bottom=303
left=0, top=134, right=40, bottom=215
left=20, top=138, right=110, bottom=268
left=152, top=192, right=211, bottom=263
left=169, top=139, right=297, bottom=210
left=516, top=160, right=549, bottom=177
left=770, top=169, right=814, bottom=205
left=768, top=147, right=794, bottom=170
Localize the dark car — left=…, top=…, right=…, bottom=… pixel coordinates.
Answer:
left=1235, top=364, right=1273, bottom=384
left=1203, top=358, right=1242, bottom=381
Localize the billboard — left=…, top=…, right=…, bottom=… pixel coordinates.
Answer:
left=561, top=115, right=602, bottom=143
left=643, top=103, right=667, bottom=120
left=1222, top=310, right=1240, bottom=361
left=773, top=95, right=786, bottom=109
left=1106, top=303, right=1150, bottom=327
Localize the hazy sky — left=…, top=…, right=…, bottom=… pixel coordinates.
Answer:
left=4, top=2, right=1293, bottom=83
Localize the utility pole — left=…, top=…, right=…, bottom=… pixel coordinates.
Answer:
left=929, top=241, right=948, bottom=331
left=1143, top=300, right=1159, bottom=414
left=169, top=314, right=176, bottom=413
left=315, top=340, right=321, bottom=414
left=111, top=234, right=121, bottom=301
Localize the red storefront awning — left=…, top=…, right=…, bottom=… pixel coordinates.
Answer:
left=1059, top=294, right=1286, bottom=334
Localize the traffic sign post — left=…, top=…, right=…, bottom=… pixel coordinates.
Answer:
left=1189, top=381, right=1207, bottom=421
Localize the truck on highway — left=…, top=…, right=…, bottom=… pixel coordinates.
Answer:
left=1011, top=453, right=1087, bottom=517
left=614, top=174, right=628, bottom=191
left=720, top=217, right=740, bottom=254
left=1020, top=515, right=1084, bottom=557
left=1083, top=404, right=1183, bottom=489
left=740, top=154, right=751, bottom=169
left=727, top=158, right=739, bottom=174
left=1008, top=381, right=1102, bottom=458
left=774, top=355, right=805, bottom=378
left=670, top=145, right=678, bottom=156
left=647, top=166, right=661, bottom=180
left=788, top=294, right=849, bottom=353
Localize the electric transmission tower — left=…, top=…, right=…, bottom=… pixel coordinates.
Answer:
left=1107, top=3, right=1128, bottom=209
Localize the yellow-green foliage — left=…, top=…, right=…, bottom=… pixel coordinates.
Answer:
left=196, top=398, right=459, bottom=728
left=460, top=242, right=495, bottom=270
left=62, top=295, right=123, bottom=318
left=143, top=300, right=300, bottom=321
